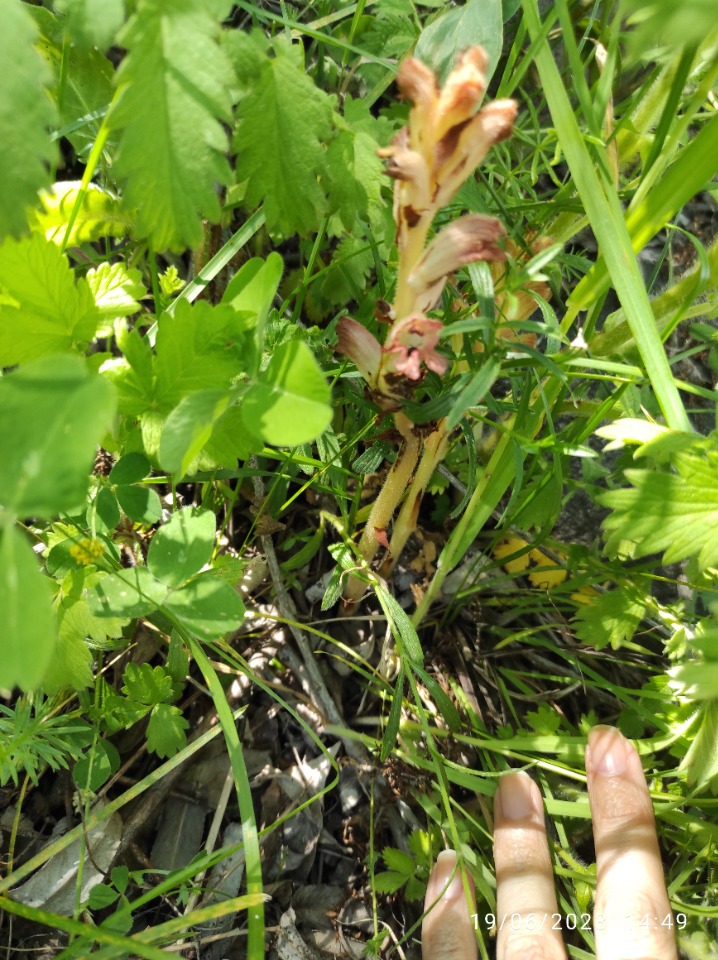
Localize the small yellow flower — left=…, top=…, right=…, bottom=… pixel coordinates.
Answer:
left=70, top=537, right=105, bottom=565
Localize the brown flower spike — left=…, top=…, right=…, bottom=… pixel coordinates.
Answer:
left=338, top=48, right=517, bottom=602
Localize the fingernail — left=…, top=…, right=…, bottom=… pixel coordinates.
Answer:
left=587, top=725, right=628, bottom=776
left=498, top=771, right=536, bottom=820
left=431, top=850, right=463, bottom=901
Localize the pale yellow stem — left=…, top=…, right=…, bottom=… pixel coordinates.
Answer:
left=392, top=213, right=433, bottom=319
left=379, top=419, right=450, bottom=578
left=343, top=413, right=419, bottom=603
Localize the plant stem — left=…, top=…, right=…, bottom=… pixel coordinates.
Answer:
left=344, top=412, right=420, bottom=603
left=380, top=418, right=450, bottom=577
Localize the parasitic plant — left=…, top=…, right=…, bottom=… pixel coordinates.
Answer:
left=338, top=47, right=517, bottom=604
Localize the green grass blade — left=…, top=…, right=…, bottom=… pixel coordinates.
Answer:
left=522, top=0, right=692, bottom=432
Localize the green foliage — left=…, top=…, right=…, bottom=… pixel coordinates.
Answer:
left=0, top=0, right=55, bottom=237
left=0, top=699, right=92, bottom=787
left=601, top=439, right=718, bottom=570
left=573, top=589, right=649, bottom=650
left=109, top=0, right=234, bottom=251
left=0, top=236, right=100, bottom=365
left=415, top=0, right=503, bottom=82
left=232, top=33, right=334, bottom=238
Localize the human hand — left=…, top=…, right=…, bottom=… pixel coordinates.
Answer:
left=421, top=725, right=678, bottom=960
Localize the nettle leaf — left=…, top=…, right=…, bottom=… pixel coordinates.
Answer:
left=415, top=0, right=503, bottom=83
left=54, top=0, right=125, bottom=52
left=33, top=182, right=132, bottom=247
left=122, top=663, right=174, bottom=706
left=0, top=354, right=116, bottom=517
left=0, top=0, right=55, bottom=238
left=0, top=234, right=100, bottom=366
left=679, top=702, right=718, bottom=791
left=147, top=507, right=216, bottom=589
left=147, top=703, right=189, bottom=758
left=241, top=340, right=332, bottom=447
left=164, top=573, right=245, bottom=640
left=109, top=0, right=234, bottom=251
left=601, top=444, right=718, bottom=571
left=0, top=526, right=57, bottom=691
left=232, top=35, right=334, bottom=238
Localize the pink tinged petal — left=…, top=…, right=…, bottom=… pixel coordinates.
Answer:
left=435, top=47, right=489, bottom=141
left=382, top=314, right=448, bottom=380
left=336, top=316, right=381, bottom=387
left=410, top=215, right=506, bottom=293
left=435, top=99, right=518, bottom=208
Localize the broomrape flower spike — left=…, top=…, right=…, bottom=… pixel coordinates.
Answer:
left=338, top=47, right=517, bottom=604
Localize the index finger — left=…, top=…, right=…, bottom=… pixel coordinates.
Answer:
left=586, top=726, right=677, bottom=960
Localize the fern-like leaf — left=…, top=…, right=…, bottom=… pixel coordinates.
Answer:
left=109, top=0, right=234, bottom=251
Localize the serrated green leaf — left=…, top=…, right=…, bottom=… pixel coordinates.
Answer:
left=326, top=124, right=383, bottom=233
left=415, top=0, right=503, bottom=83
left=601, top=444, right=718, bottom=571
left=679, top=702, right=718, bottom=790
left=232, top=35, right=334, bottom=237
left=669, top=661, right=718, bottom=702
left=373, top=871, right=409, bottom=894
left=573, top=590, right=648, bottom=651
left=55, top=0, right=125, bottom=51
left=109, top=0, right=234, bottom=251
left=0, top=235, right=100, bottom=365
left=164, top=573, right=245, bottom=639
left=0, top=354, right=116, bottom=517
left=87, top=261, right=146, bottom=331
left=0, top=0, right=55, bottom=237
left=147, top=703, right=189, bottom=758
left=0, top=526, right=57, bottom=691
left=382, top=848, right=415, bottom=876
left=89, top=567, right=168, bottom=618
left=240, top=340, right=331, bottom=447
left=148, top=507, right=216, bottom=588
left=86, top=883, right=120, bottom=911
left=32, top=182, right=131, bottom=247
left=122, top=663, right=174, bottom=705
left=154, top=300, right=250, bottom=412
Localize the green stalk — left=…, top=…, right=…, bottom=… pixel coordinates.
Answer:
left=522, top=0, right=692, bottom=433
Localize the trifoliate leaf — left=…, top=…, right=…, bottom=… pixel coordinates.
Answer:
left=159, top=388, right=230, bottom=476
left=232, top=36, right=334, bottom=237
left=601, top=443, right=718, bottom=571
left=147, top=703, right=189, bottom=758
left=109, top=452, right=151, bottom=486
left=86, top=261, right=146, bottom=330
left=89, top=567, right=168, bottom=619
left=164, top=573, right=245, bottom=639
left=0, top=235, right=100, bottom=365
left=240, top=339, right=332, bottom=447
left=54, top=0, right=125, bottom=51
left=33, top=182, right=132, bottom=247
left=0, top=0, right=55, bottom=238
left=109, top=0, right=234, bottom=251
left=115, top=485, right=162, bottom=525
left=122, top=663, right=174, bottom=706
left=147, top=507, right=216, bottom=589
left=573, top=589, right=648, bottom=651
